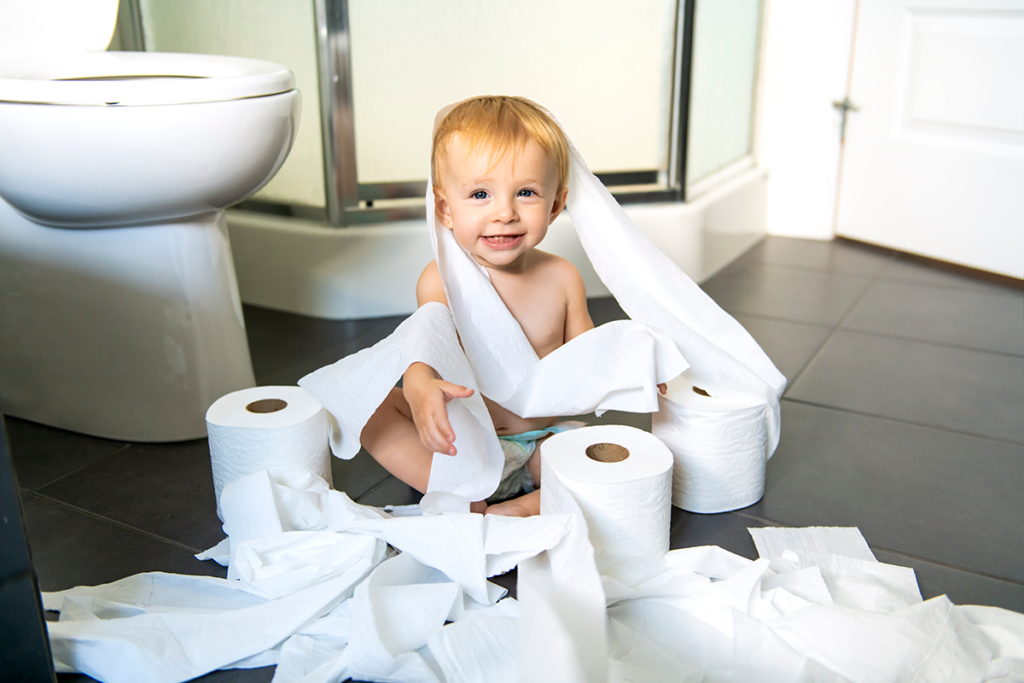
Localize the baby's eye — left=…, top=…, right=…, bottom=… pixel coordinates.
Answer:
left=518, top=189, right=536, bottom=197
left=471, top=190, right=488, bottom=200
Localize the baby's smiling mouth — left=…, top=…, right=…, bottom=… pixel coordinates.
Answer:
left=482, top=234, right=523, bottom=247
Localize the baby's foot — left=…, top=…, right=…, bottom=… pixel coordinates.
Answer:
left=484, top=490, right=541, bottom=517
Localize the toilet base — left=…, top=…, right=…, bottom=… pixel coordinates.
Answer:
left=0, top=199, right=256, bottom=442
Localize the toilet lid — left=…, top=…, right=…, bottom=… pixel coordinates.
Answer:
left=0, top=52, right=295, bottom=106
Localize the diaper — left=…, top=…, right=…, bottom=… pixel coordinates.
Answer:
left=489, top=421, right=586, bottom=502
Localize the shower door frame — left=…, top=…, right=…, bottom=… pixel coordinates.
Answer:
left=313, top=0, right=698, bottom=227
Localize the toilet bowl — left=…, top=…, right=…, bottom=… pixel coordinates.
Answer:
left=0, top=2, right=301, bottom=441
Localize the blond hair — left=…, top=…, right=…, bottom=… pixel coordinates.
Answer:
left=432, top=96, right=570, bottom=194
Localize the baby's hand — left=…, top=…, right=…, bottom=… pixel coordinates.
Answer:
left=658, top=383, right=668, bottom=395
left=406, top=374, right=474, bottom=456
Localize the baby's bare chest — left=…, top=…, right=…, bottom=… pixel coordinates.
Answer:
left=496, top=282, right=567, bottom=359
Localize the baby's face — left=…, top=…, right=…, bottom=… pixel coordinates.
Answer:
left=434, top=135, right=566, bottom=271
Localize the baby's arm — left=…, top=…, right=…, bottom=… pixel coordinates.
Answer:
left=403, top=262, right=473, bottom=456
left=402, top=362, right=472, bottom=456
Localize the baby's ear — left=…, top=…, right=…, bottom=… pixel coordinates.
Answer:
left=550, top=187, right=569, bottom=222
left=433, top=185, right=454, bottom=230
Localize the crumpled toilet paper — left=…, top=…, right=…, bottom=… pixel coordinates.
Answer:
left=43, top=466, right=1024, bottom=683
left=206, top=386, right=332, bottom=520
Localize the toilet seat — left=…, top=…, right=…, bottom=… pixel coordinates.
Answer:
left=0, top=51, right=295, bottom=106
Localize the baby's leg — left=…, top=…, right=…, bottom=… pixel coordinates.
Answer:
left=360, top=388, right=487, bottom=513
left=485, top=437, right=547, bottom=517
left=360, top=387, right=434, bottom=493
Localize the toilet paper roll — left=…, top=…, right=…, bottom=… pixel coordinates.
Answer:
left=206, top=386, right=332, bottom=521
left=652, top=374, right=771, bottom=514
left=541, top=425, right=673, bottom=558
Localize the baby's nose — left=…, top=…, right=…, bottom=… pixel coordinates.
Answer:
left=494, top=198, right=518, bottom=222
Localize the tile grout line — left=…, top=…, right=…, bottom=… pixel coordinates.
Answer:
left=27, top=491, right=205, bottom=555
left=349, top=472, right=395, bottom=502
left=715, top=259, right=893, bottom=280
left=725, top=511, right=1024, bottom=589
left=782, top=251, right=898, bottom=393
left=868, top=546, right=1024, bottom=589
left=722, top=250, right=1021, bottom=298
left=834, top=326, right=1024, bottom=359
left=29, top=442, right=134, bottom=493
left=781, top=396, right=1024, bottom=447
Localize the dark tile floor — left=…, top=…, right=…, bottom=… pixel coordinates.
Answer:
left=7, top=236, right=1024, bottom=682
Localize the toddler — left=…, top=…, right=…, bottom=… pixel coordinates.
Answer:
left=359, top=96, right=595, bottom=517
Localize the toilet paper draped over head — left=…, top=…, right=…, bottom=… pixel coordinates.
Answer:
left=300, top=96, right=786, bottom=508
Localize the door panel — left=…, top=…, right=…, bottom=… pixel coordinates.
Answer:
left=836, top=0, right=1024, bottom=278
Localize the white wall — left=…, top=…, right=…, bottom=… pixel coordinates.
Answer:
left=757, top=0, right=856, bottom=239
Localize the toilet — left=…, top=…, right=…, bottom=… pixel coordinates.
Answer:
left=0, top=1, right=301, bottom=441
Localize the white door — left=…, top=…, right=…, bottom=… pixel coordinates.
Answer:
left=835, top=0, right=1024, bottom=279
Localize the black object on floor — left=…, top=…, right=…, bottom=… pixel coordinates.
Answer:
left=0, top=404, right=57, bottom=683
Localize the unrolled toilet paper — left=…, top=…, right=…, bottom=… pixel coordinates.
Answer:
left=206, top=386, right=332, bottom=521
left=541, top=425, right=674, bottom=558
left=652, top=372, right=771, bottom=513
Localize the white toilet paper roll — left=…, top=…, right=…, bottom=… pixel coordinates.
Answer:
left=206, top=386, right=332, bottom=521
left=652, top=373, right=771, bottom=514
left=541, top=425, right=673, bottom=558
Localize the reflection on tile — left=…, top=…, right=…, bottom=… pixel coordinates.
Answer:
left=788, top=330, right=1024, bottom=443
left=22, top=495, right=224, bottom=592
left=732, top=236, right=894, bottom=275
left=36, top=440, right=224, bottom=552
left=873, top=550, right=1024, bottom=614
left=732, top=314, right=832, bottom=388
left=701, top=265, right=873, bottom=326
left=5, top=416, right=128, bottom=492
left=747, top=402, right=1024, bottom=583
left=843, top=280, right=1024, bottom=355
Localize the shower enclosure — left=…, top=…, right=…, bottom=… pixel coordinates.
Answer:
left=114, top=0, right=767, bottom=318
